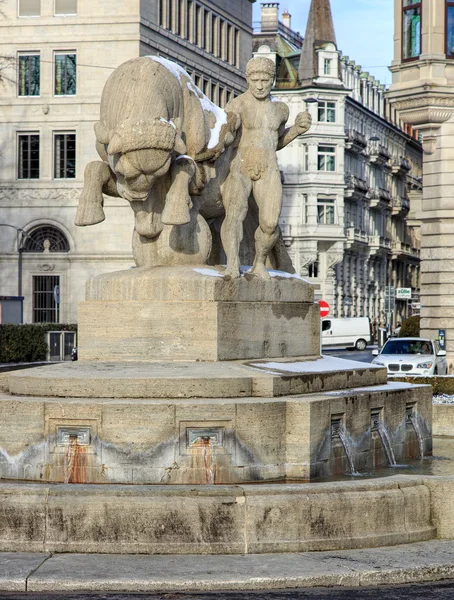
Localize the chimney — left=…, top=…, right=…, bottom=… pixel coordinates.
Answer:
left=282, top=10, right=291, bottom=29
left=261, top=2, right=279, bottom=33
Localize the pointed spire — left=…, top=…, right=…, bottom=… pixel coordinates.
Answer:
left=298, top=0, right=337, bottom=85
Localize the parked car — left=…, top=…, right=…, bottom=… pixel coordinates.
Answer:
left=322, top=317, right=371, bottom=351
left=371, top=337, right=447, bottom=376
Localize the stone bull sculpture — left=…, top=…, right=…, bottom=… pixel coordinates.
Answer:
left=76, top=56, right=294, bottom=271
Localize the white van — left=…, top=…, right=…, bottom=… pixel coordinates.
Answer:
left=322, top=317, right=371, bottom=351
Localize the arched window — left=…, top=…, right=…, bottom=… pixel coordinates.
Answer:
left=23, top=226, right=70, bottom=252
left=402, top=0, right=421, bottom=60
left=447, top=1, right=454, bottom=56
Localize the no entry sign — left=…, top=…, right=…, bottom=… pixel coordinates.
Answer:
left=318, top=300, right=330, bottom=318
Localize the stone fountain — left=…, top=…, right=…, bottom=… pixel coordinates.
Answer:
left=0, top=56, right=435, bottom=554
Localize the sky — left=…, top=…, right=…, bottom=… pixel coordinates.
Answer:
left=252, top=0, right=394, bottom=87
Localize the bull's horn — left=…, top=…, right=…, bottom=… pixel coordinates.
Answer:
left=94, top=122, right=110, bottom=145
left=172, top=117, right=182, bottom=131
left=107, top=133, right=124, bottom=155
left=174, top=133, right=187, bottom=155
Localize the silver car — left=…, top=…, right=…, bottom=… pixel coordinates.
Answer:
left=371, top=337, right=448, bottom=376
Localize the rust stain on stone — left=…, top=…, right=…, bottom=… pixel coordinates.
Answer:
left=64, top=436, right=88, bottom=484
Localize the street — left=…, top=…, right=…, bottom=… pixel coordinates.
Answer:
left=4, top=581, right=454, bottom=599
left=323, top=347, right=375, bottom=364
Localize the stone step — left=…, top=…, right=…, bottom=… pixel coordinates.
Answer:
left=8, top=356, right=386, bottom=399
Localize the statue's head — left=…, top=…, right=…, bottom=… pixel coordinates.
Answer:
left=245, top=57, right=275, bottom=100
left=94, top=118, right=186, bottom=202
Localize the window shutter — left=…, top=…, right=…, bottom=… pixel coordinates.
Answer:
left=19, top=0, right=40, bottom=16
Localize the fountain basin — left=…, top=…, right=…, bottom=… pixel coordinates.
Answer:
left=0, top=378, right=431, bottom=484
left=433, top=403, right=454, bottom=436
left=0, top=476, right=435, bottom=554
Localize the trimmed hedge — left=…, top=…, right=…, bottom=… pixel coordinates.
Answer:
left=0, top=324, right=77, bottom=363
left=399, top=315, right=420, bottom=338
left=390, top=375, right=454, bottom=395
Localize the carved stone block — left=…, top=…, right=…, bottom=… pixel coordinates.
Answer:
left=78, top=266, right=319, bottom=361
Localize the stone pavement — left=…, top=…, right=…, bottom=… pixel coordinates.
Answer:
left=4, top=540, right=454, bottom=593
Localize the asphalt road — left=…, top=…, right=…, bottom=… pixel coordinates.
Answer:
left=323, top=347, right=375, bottom=364
left=4, top=581, right=454, bottom=599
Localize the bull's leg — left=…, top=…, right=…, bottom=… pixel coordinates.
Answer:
left=161, top=159, right=196, bottom=226
left=75, top=161, right=117, bottom=226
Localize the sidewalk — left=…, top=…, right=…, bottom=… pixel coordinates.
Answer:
left=4, top=540, right=454, bottom=593
left=0, top=362, right=50, bottom=373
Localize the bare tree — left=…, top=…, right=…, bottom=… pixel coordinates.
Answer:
left=0, top=0, right=15, bottom=85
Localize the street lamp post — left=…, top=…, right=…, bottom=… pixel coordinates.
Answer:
left=0, top=224, right=29, bottom=297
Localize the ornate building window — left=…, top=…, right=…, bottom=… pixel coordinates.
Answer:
left=18, top=133, right=39, bottom=179
left=18, top=53, right=40, bottom=96
left=54, top=52, right=76, bottom=95
left=317, top=199, right=336, bottom=225
left=54, top=132, right=76, bottom=179
left=18, top=0, right=40, bottom=17
left=447, top=1, right=454, bottom=56
left=23, top=226, right=70, bottom=253
left=33, top=275, right=60, bottom=323
left=317, top=145, right=336, bottom=172
left=402, top=0, right=421, bottom=60
left=318, top=101, right=336, bottom=123
left=195, top=4, right=201, bottom=46
left=55, top=0, right=77, bottom=15
left=308, top=262, right=319, bottom=278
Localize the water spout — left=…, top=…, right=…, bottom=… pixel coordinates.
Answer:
left=376, top=422, right=397, bottom=466
left=409, top=413, right=425, bottom=458
left=337, top=429, right=359, bottom=476
left=201, top=437, right=216, bottom=484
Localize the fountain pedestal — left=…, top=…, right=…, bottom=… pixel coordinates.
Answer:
left=77, top=266, right=319, bottom=362
left=0, top=267, right=435, bottom=554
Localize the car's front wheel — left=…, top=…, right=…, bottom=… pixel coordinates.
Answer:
left=356, top=338, right=367, bottom=351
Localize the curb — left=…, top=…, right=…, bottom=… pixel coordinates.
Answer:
left=4, top=541, right=454, bottom=592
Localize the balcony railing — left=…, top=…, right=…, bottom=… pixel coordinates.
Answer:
left=392, top=241, right=420, bottom=259
left=368, top=140, right=391, bottom=166
left=369, top=188, right=392, bottom=208
left=392, top=195, right=410, bottom=216
left=369, top=235, right=392, bottom=253
left=345, top=174, right=369, bottom=197
left=380, top=189, right=393, bottom=202
left=391, top=156, right=411, bottom=175
left=407, top=174, right=423, bottom=191
left=345, top=227, right=368, bottom=247
left=345, top=129, right=367, bottom=153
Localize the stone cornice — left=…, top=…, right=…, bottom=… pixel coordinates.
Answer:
left=390, top=95, right=454, bottom=127
left=393, top=96, right=454, bottom=110
left=399, top=108, right=453, bottom=126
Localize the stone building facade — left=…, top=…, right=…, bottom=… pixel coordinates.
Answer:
left=387, top=0, right=454, bottom=368
left=0, top=0, right=254, bottom=324
left=254, top=0, right=422, bottom=326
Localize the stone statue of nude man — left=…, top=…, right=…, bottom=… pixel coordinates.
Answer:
left=221, top=57, right=312, bottom=279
